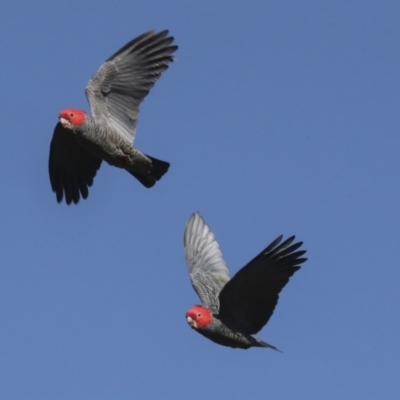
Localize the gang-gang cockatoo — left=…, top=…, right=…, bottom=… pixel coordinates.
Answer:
left=49, top=30, right=177, bottom=204
left=184, top=212, right=307, bottom=350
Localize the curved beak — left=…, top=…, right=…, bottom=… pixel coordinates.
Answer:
left=60, top=117, right=72, bottom=129
left=186, top=315, right=197, bottom=329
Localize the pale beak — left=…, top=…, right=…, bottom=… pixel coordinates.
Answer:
left=186, top=316, right=197, bottom=329
left=60, top=117, right=72, bottom=129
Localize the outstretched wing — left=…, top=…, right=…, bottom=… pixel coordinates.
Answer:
left=184, top=212, right=230, bottom=313
left=85, top=30, right=178, bottom=144
left=48, top=122, right=102, bottom=204
left=218, top=236, right=307, bottom=335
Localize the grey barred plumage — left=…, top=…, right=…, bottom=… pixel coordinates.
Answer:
left=72, top=116, right=152, bottom=173
left=184, top=211, right=230, bottom=312
left=86, top=30, right=177, bottom=144
left=190, top=274, right=222, bottom=314
left=184, top=212, right=307, bottom=350
left=49, top=30, right=177, bottom=204
left=197, top=316, right=280, bottom=350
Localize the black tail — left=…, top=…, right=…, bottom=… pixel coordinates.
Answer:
left=128, top=154, right=170, bottom=188
left=257, top=338, right=282, bottom=352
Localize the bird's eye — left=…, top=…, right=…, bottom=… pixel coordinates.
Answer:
left=197, top=313, right=201, bottom=317
left=70, top=113, right=74, bottom=117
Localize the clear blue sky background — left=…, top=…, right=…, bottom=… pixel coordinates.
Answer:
left=1, top=1, right=399, bottom=399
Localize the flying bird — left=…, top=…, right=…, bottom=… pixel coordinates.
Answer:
left=49, top=30, right=178, bottom=204
left=184, top=212, right=307, bottom=350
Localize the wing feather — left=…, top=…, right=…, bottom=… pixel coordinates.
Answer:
left=85, top=30, right=178, bottom=143
left=218, top=236, right=307, bottom=334
left=184, top=212, right=230, bottom=313
left=48, top=122, right=102, bottom=204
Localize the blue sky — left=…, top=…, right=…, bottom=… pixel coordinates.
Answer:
left=1, top=1, right=399, bottom=399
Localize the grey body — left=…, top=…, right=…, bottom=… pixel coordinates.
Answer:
left=184, top=212, right=307, bottom=350
left=72, top=116, right=152, bottom=174
left=195, top=317, right=273, bottom=349
left=49, top=30, right=177, bottom=204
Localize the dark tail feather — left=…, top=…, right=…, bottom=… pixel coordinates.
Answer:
left=128, top=154, right=170, bottom=188
left=258, top=339, right=282, bottom=352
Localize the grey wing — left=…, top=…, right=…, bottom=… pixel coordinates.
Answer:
left=85, top=30, right=178, bottom=143
left=49, top=122, right=102, bottom=204
left=218, top=236, right=307, bottom=335
left=184, top=212, right=230, bottom=313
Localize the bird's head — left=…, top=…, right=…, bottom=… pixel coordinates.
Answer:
left=186, top=305, right=212, bottom=329
left=59, top=109, right=87, bottom=129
